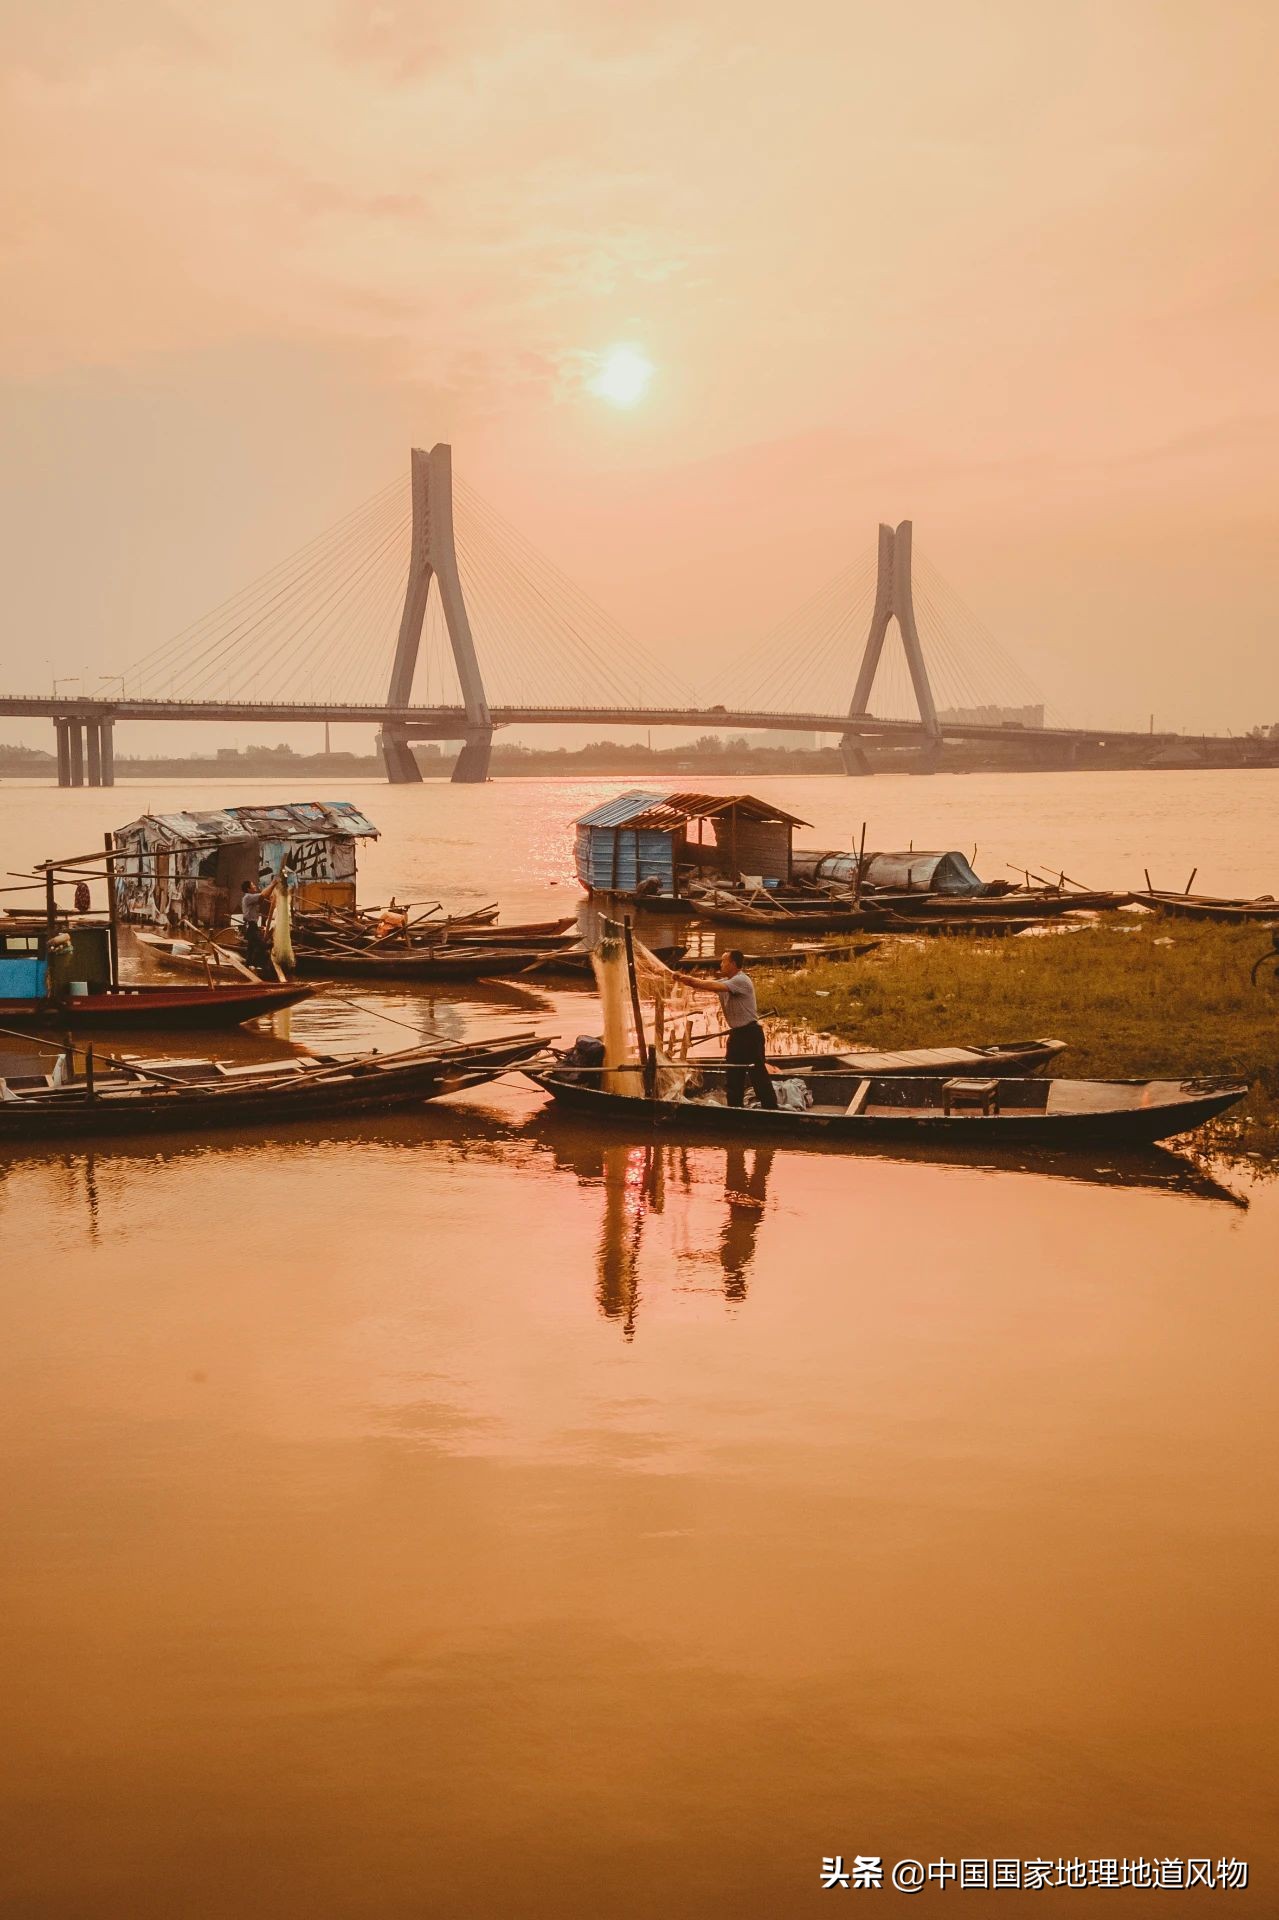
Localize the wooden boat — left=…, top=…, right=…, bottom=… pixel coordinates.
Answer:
left=681, top=941, right=881, bottom=972
left=0, top=979, right=311, bottom=1030
left=1, top=916, right=309, bottom=1027
left=690, top=900, right=895, bottom=933
left=1132, top=890, right=1279, bottom=924
left=291, top=945, right=554, bottom=981
left=761, top=1038, right=1069, bottom=1075
left=889, top=912, right=1062, bottom=938
left=870, top=890, right=1129, bottom=919
left=525, top=943, right=688, bottom=979
left=524, top=939, right=880, bottom=982
left=527, top=1064, right=1247, bottom=1147
left=134, top=931, right=258, bottom=980
left=0, top=1034, right=544, bottom=1141
left=430, top=923, right=579, bottom=949
left=694, top=900, right=1051, bottom=937
left=290, top=914, right=577, bottom=966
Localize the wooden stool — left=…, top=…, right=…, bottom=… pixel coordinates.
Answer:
left=942, top=1076, right=1000, bottom=1115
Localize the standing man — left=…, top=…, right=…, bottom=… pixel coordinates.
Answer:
left=239, top=875, right=274, bottom=977
left=677, top=950, right=778, bottom=1110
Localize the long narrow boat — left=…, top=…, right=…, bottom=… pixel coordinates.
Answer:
left=291, top=945, right=554, bottom=981
left=526, top=1064, right=1247, bottom=1147
left=682, top=941, right=882, bottom=972
left=301, top=915, right=577, bottom=951
left=1131, top=890, right=1279, bottom=924
left=134, top=931, right=258, bottom=980
left=431, top=924, right=580, bottom=949
left=697, top=903, right=1051, bottom=937
left=887, top=912, right=1064, bottom=938
left=0, top=1034, right=544, bottom=1140
left=0, top=979, right=311, bottom=1030
left=690, top=900, right=896, bottom=933
left=869, top=890, right=1129, bottom=918
left=523, top=939, right=880, bottom=982
left=525, top=943, right=688, bottom=979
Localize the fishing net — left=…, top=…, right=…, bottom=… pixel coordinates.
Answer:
left=272, top=878, right=295, bottom=972
left=590, top=917, right=704, bottom=1099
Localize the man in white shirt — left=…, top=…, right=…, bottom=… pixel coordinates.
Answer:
left=677, top=950, right=778, bottom=1109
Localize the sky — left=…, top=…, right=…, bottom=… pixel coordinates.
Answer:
left=1, top=0, right=1276, bottom=753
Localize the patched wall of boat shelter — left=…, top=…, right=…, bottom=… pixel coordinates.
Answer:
left=711, top=816, right=791, bottom=883
left=575, top=825, right=675, bottom=894
left=112, top=803, right=377, bottom=929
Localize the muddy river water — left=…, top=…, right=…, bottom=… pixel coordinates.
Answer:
left=1, top=771, right=1275, bottom=1916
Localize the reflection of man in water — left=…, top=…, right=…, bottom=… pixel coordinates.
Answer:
left=676, top=951, right=778, bottom=1110
left=720, top=1144, right=774, bottom=1299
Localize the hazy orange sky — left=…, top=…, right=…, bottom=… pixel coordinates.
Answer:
left=1, top=0, right=1276, bottom=747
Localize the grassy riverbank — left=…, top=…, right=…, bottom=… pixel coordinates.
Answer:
left=758, top=916, right=1279, bottom=1166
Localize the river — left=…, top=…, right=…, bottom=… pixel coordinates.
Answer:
left=1, top=770, right=1275, bottom=1916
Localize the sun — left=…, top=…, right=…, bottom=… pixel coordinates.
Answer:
left=587, top=344, right=654, bottom=409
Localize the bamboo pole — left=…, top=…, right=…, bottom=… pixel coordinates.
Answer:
left=623, top=916, right=654, bottom=1098
left=103, top=833, right=120, bottom=988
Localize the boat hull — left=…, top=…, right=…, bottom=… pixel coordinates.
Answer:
left=871, top=890, right=1129, bottom=918
left=0, top=983, right=311, bottom=1029
left=0, top=1038, right=542, bottom=1141
left=292, top=947, right=550, bottom=981
left=690, top=903, right=894, bottom=932
left=527, top=1068, right=1246, bottom=1148
left=1132, top=892, right=1279, bottom=924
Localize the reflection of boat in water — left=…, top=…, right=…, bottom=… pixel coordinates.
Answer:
left=518, top=1093, right=1250, bottom=1205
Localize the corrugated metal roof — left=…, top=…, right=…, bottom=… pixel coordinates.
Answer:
left=574, top=790, right=809, bottom=830
left=573, top=790, right=669, bottom=828
left=113, top=800, right=379, bottom=844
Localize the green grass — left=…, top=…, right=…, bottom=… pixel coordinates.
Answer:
left=758, top=917, right=1279, bottom=1169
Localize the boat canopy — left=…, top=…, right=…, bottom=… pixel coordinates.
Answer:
left=111, top=800, right=379, bottom=847
left=573, top=791, right=809, bottom=832
left=794, top=848, right=984, bottom=894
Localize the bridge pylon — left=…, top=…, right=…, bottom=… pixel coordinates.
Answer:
left=380, top=443, right=493, bottom=784
left=841, top=520, right=940, bottom=775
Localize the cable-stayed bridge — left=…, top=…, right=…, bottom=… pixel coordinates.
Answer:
left=1, top=444, right=1246, bottom=785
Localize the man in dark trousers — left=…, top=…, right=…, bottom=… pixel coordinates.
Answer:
left=239, top=875, right=275, bottom=978
left=677, top=950, right=778, bottom=1110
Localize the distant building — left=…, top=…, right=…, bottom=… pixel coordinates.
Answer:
left=758, top=731, right=820, bottom=750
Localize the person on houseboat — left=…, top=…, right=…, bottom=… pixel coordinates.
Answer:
left=676, top=950, right=778, bottom=1110
left=239, top=876, right=274, bottom=976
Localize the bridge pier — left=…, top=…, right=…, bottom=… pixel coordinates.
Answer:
left=55, top=719, right=72, bottom=787
left=379, top=728, right=423, bottom=784
left=86, top=721, right=102, bottom=787
left=67, top=720, right=85, bottom=788
left=99, top=717, right=115, bottom=786
left=451, top=728, right=493, bottom=784
left=839, top=734, right=874, bottom=776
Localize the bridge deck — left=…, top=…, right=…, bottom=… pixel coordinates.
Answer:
left=0, top=695, right=1212, bottom=749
